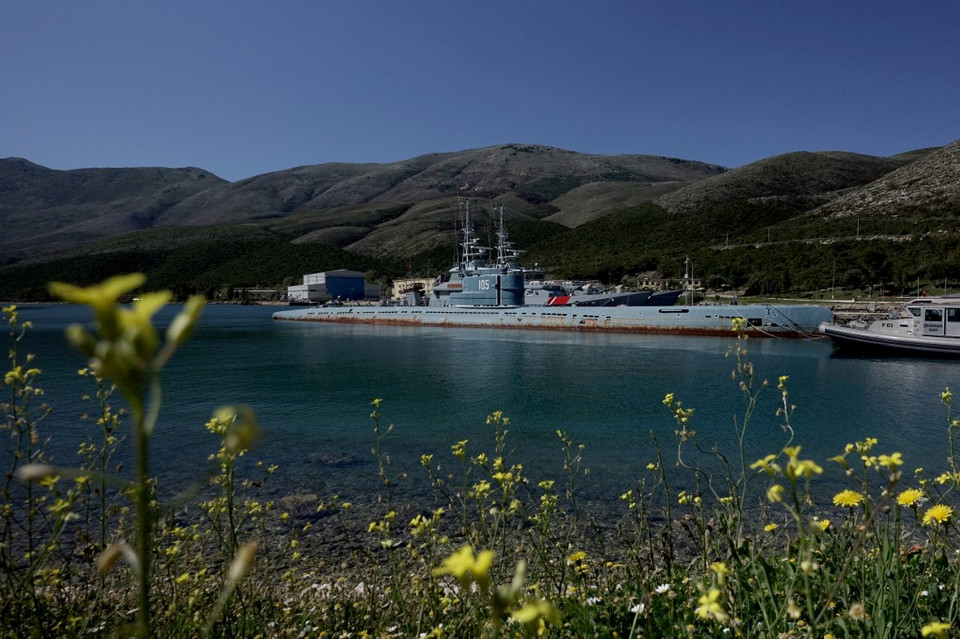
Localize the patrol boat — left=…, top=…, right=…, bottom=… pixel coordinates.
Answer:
left=272, top=204, right=831, bottom=337
left=819, top=295, right=960, bottom=356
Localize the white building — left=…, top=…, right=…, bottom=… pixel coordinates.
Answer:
left=286, top=270, right=381, bottom=304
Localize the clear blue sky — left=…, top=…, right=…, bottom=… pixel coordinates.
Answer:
left=3, top=1, right=958, bottom=182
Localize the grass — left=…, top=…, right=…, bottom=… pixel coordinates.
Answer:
left=3, top=277, right=960, bottom=637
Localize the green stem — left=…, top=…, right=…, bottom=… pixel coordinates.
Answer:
left=133, top=373, right=161, bottom=639
left=134, top=407, right=151, bottom=639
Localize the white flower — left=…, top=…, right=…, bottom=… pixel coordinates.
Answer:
left=630, top=602, right=645, bottom=614
left=586, top=597, right=602, bottom=606
left=655, top=583, right=671, bottom=594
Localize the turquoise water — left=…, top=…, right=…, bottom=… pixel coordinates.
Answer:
left=11, top=303, right=959, bottom=508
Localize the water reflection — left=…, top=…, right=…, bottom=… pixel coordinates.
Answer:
left=12, top=305, right=959, bottom=511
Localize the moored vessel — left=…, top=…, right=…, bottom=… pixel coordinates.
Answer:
left=273, top=203, right=832, bottom=337
left=819, top=295, right=960, bottom=356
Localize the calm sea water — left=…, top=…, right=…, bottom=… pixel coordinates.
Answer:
left=11, top=303, right=959, bottom=509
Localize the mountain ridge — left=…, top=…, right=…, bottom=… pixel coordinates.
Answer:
left=0, top=145, right=726, bottom=264
left=1, top=139, right=958, bottom=300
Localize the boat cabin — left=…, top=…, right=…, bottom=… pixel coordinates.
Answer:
left=906, top=297, right=960, bottom=338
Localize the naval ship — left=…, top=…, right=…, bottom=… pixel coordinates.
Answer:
left=272, top=203, right=832, bottom=337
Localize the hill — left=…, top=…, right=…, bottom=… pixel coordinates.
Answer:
left=0, top=145, right=726, bottom=266
left=814, top=140, right=960, bottom=219
left=653, top=151, right=909, bottom=215
left=2, top=139, right=959, bottom=301
left=523, top=142, right=959, bottom=294
left=0, top=159, right=226, bottom=265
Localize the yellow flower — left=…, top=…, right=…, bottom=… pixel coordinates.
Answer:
left=923, top=504, right=954, bottom=526
left=764, top=523, right=778, bottom=532
left=896, top=488, right=924, bottom=507
left=470, top=480, right=491, bottom=500
left=922, top=621, right=950, bottom=638
left=767, top=484, right=785, bottom=503
left=695, top=588, right=729, bottom=623
left=936, top=472, right=957, bottom=485
left=49, top=273, right=146, bottom=338
left=709, top=562, right=729, bottom=577
left=511, top=598, right=561, bottom=629
left=828, top=453, right=850, bottom=470
left=567, top=551, right=588, bottom=564
left=878, top=452, right=904, bottom=471
left=833, top=490, right=865, bottom=508
left=787, top=457, right=823, bottom=480
left=750, top=454, right=781, bottom=477
left=48, top=499, right=72, bottom=515
left=434, top=545, right=494, bottom=590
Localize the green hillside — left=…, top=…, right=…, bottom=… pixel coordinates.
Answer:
left=1, top=139, right=958, bottom=301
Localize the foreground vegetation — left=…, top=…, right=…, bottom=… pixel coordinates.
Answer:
left=4, top=277, right=960, bottom=637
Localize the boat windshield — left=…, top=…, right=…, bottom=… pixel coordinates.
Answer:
left=908, top=307, right=922, bottom=317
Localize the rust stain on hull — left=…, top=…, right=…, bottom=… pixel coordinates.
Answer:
left=272, top=315, right=811, bottom=338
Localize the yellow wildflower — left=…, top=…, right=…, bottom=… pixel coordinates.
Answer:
left=923, top=504, right=954, bottom=526
left=878, top=452, right=904, bottom=471
left=764, top=523, right=778, bottom=532
left=695, top=588, right=729, bottom=623
left=828, top=453, right=850, bottom=470
left=936, top=472, right=956, bottom=485
left=709, top=562, right=729, bottom=577
left=896, top=488, right=924, bottom=507
left=750, top=454, right=781, bottom=477
left=49, top=273, right=146, bottom=337
left=922, top=621, right=951, bottom=638
left=511, top=598, right=561, bottom=630
left=767, top=484, right=785, bottom=503
left=833, top=490, right=865, bottom=508
left=434, top=545, right=494, bottom=590
left=787, top=456, right=823, bottom=480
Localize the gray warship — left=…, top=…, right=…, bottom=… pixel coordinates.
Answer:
left=273, top=202, right=832, bottom=336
